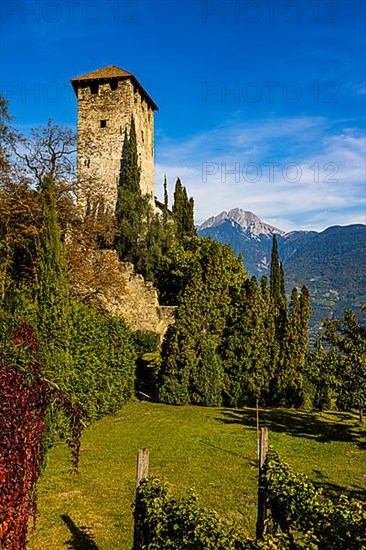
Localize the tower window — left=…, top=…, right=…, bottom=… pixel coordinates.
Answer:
left=110, top=81, right=118, bottom=91
left=100, top=120, right=107, bottom=128
left=90, top=83, right=98, bottom=95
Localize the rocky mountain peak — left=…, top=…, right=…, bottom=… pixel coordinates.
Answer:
left=198, top=208, right=286, bottom=238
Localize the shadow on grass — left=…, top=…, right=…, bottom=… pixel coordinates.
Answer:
left=217, top=408, right=366, bottom=502
left=315, top=479, right=366, bottom=502
left=217, top=408, right=365, bottom=448
left=311, top=468, right=366, bottom=502
left=61, top=515, right=100, bottom=550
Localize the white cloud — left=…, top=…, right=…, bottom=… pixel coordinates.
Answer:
left=155, top=115, right=366, bottom=231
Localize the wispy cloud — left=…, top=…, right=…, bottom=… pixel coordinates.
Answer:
left=155, top=115, right=366, bottom=231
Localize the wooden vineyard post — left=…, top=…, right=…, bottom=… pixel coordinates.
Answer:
left=256, top=398, right=260, bottom=459
left=256, top=427, right=269, bottom=540
left=136, top=448, right=150, bottom=488
left=133, top=448, right=150, bottom=549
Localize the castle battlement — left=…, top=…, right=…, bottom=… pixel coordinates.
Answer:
left=71, top=65, right=158, bottom=212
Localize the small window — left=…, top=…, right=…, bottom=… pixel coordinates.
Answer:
left=100, top=120, right=107, bottom=128
left=90, top=83, right=98, bottom=95
left=110, top=81, right=118, bottom=91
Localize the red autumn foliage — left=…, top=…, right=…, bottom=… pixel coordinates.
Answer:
left=0, top=323, right=83, bottom=549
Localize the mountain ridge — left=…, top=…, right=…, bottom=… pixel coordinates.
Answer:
left=197, top=209, right=366, bottom=326
left=199, top=208, right=286, bottom=237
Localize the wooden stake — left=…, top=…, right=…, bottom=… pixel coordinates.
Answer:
left=136, top=448, right=150, bottom=488
left=259, top=427, right=268, bottom=469
left=134, top=449, right=150, bottom=549
left=256, top=398, right=260, bottom=458
left=256, top=427, right=269, bottom=540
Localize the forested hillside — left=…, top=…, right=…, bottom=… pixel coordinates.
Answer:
left=198, top=209, right=366, bottom=326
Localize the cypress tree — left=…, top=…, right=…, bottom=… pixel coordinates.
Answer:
left=269, top=235, right=287, bottom=364
left=159, top=238, right=246, bottom=405
left=260, top=275, right=279, bottom=396
left=299, top=285, right=311, bottom=361
left=223, top=276, right=272, bottom=406
left=121, top=118, right=140, bottom=193
left=36, top=176, right=73, bottom=464
left=136, top=208, right=165, bottom=282
left=37, top=175, right=70, bottom=383
left=279, top=261, right=287, bottom=308
left=163, top=174, right=168, bottom=212
left=115, top=118, right=149, bottom=265
left=260, top=274, right=269, bottom=297
left=159, top=266, right=225, bottom=406
left=270, top=236, right=286, bottom=310
left=137, top=176, right=175, bottom=284
left=276, top=287, right=303, bottom=406
left=185, top=196, right=196, bottom=237
left=172, top=178, right=196, bottom=242
left=270, top=235, right=281, bottom=305
left=172, top=178, right=185, bottom=241
left=161, top=175, right=173, bottom=251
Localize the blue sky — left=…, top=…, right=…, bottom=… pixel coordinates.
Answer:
left=1, top=0, right=365, bottom=230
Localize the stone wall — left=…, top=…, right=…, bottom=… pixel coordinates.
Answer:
left=71, top=70, right=170, bottom=338
left=76, top=78, right=155, bottom=213
left=70, top=248, right=175, bottom=338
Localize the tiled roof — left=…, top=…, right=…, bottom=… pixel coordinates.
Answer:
left=71, top=65, right=133, bottom=81
left=71, top=65, right=158, bottom=110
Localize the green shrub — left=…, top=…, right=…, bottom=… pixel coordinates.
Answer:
left=263, top=451, right=366, bottom=549
left=134, top=477, right=254, bottom=549
left=68, top=301, right=136, bottom=422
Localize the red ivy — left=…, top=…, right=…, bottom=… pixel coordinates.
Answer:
left=0, top=323, right=84, bottom=549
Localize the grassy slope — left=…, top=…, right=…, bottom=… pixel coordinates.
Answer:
left=29, top=401, right=366, bottom=550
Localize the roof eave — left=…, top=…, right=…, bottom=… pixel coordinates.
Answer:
left=70, top=75, right=159, bottom=111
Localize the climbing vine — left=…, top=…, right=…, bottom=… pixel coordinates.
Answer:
left=0, top=323, right=84, bottom=549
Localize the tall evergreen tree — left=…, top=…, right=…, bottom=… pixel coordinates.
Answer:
left=273, top=285, right=311, bottom=406
left=270, top=235, right=286, bottom=311
left=270, top=235, right=280, bottom=304
left=163, top=174, right=168, bottom=213
left=161, top=175, right=174, bottom=253
left=136, top=207, right=165, bottom=282
left=260, top=275, right=279, bottom=395
left=222, top=276, right=274, bottom=406
left=37, top=175, right=70, bottom=384
left=279, top=261, right=286, bottom=308
left=269, top=235, right=287, bottom=375
left=276, top=287, right=303, bottom=405
left=172, top=178, right=196, bottom=242
left=137, top=176, right=176, bottom=284
left=299, top=285, right=311, bottom=358
left=115, top=118, right=150, bottom=266
left=159, top=238, right=246, bottom=405
left=303, top=336, right=334, bottom=410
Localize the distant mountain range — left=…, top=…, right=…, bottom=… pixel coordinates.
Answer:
left=198, top=208, right=366, bottom=326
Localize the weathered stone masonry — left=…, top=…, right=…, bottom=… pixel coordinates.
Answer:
left=70, top=248, right=175, bottom=338
left=70, top=66, right=175, bottom=337
left=71, top=65, right=158, bottom=212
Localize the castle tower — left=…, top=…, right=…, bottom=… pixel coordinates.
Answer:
left=71, top=65, right=158, bottom=212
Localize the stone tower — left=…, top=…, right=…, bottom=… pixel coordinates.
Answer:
left=71, top=65, right=158, bottom=212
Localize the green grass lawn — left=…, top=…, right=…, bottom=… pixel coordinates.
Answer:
left=29, top=400, right=366, bottom=549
